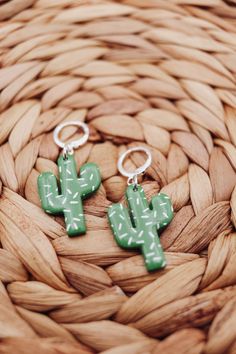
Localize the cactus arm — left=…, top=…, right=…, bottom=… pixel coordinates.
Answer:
left=108, top=204, right=138, bottom=248
left=77, top=163, right=101, bottom=198
left=150, top=193, right=174, bottom=229
left=38, top=172, right=64, bottom=213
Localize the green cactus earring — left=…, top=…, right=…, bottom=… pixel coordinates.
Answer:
left=108, top=147, right=173, bottom=271
left=38, top=121, right=101, bottom=237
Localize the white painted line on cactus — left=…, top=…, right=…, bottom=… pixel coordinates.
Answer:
left=143, top=208, right=149, bottom=212
left=49, top=200, right=54, bottom=207
left=66, top=224, right=71, bottom=231
left=70, top=201, right=79, bottom=204
left=128, top=237, right=133, bottom=245
left=92, top=186, right=95, bottom=191
left=62, top=198, right=67, bottom=204
left=146, top=252, right=155, bottom=257
left=64, top=209, right=71, bottom=213
left=44, top=184, right=51, bottom=188
left=73, top=218, right=80, bottom=222
left=80, top=169, right=86, bottom=175
left=158, top=244, right=162, bottom=248
left=159, top=202, right=167, bottom=206
left=81, top=184, right=88, bottom=188
left=138, top=230, right=144, bottom=238
left=148, top=231, right=155, bottom=239
left=146, top=221, right=153, bottom=226
left=59, top=166, right=62, bottom=173
left=67, top=188, right=72, bottom=195
left=153, top=256, right=161, bottom=261
left=90, top=174, right=94, bottom=180
left=150, top=242, right=155, bottom=250
left=136, top=198, right=139, bottom=205
left=119, top=214, right=125, bottom=220
left=118, top=223, right=122, bottom=230
left=120, top=233, right=128, bottom=239
left=120, top=204, right=123, bottom=210
left=66, top=178, right=74, bottom=181
left=136, top=240, right=144, bottom=244
left=109, top=210, right=116, bottom=217
left=73, top=192, right=79, bottom=199
left=141, top=215, right=149, bottom=219
left=163, top=212, right=168, bottom=218
left=46, top=193, right=52, bottom=198
left=66, top=169, right=71, bottom=175
left=154, top=211, right=157, bottom=218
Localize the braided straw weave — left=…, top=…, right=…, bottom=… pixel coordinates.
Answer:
left=0, top=0, right=236, bottom=353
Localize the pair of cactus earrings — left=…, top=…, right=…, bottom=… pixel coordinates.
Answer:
left=38, top=122, right=173, bottom=271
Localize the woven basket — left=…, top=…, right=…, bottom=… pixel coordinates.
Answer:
left=0, top=0, right=236, bottom=353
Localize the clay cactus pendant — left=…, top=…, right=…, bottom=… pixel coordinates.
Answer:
left=108, top=185, right=173, bottom=271
left=38, top=155, right=101, bottom=237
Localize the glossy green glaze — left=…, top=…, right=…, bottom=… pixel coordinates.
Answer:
left=38, top=155, right=101, bottom=237
left=108, top=185, right=173, bottom=271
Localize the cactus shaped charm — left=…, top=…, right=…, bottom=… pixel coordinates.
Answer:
left=108, top=185, right=173, bottom=271
left=38, top=155, right=101, bottom=237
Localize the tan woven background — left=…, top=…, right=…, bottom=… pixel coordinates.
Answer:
left=0, top=0, right=236, bottom=353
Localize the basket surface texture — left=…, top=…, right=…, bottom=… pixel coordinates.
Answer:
left=0, top=0, right=236, bottom=353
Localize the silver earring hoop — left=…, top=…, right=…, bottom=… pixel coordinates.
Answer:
left=53, top=121, right=89, bottom=158
left=117, top=146, right=152, bottom=187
